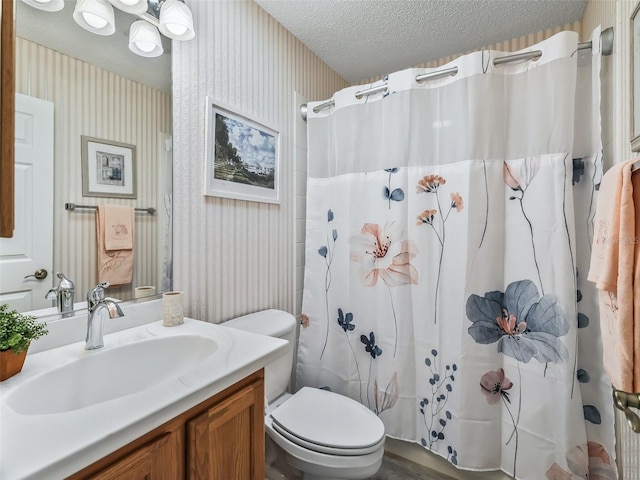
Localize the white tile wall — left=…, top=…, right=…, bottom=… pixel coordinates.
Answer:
left=294, top=92, right=309, bottom=316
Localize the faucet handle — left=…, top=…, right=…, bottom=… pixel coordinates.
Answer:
left=56, top=272, right=75, bottom=291
left=87, top=282, right=111, bottom=306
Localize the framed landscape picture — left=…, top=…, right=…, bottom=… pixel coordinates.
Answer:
left=81, top=136, right=137, bottom=199
left=204, top=99, right=280, bottom=204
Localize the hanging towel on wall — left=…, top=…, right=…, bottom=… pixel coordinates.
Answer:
left=96, top=205, right=134, bottom=286
left=588, top=158, right=640, bottom=393
left=634, top=165, right=640, bottom=392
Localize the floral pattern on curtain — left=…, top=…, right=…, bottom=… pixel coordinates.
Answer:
left=297, top=30, right=616, bottom=479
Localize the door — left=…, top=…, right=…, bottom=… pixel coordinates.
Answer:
left=187, top=379, right=265, bottom=480
left=0, top=94, right=54, bottom=311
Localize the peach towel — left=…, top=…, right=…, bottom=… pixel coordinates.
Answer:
left=588, top=159, right=640, bottom=392
left=633, top=168, right=640, bottom=392
left=96, top=205, right=134, bottom=286
left=104, top=205, right=134, bottom=250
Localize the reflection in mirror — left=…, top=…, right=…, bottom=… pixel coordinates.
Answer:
left=0, top=0, right=174, bottom=316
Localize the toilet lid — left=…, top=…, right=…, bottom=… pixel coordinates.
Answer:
left=270, top=387, right=385, bottom=453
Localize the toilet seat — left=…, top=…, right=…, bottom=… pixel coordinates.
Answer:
left=269, top=387, right=385, bottom=456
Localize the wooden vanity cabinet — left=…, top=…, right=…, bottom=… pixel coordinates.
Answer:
left=85, top=433, right=176, bottom=480
left=187, top=377, right=265, bottom=479
left=67, top=369, right=265, bottom=480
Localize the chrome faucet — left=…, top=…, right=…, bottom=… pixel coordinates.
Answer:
left=46, top=272, right=75, bottom=318
left=85, top=282, right=124, bottom=350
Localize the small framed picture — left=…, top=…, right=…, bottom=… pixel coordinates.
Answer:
left=81, top=136, right=137, bottom=199
left=204, top=98, right=280, bottom=204
left=632, top=1, right=640, bottom=151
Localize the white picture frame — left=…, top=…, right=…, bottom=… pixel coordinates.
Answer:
left=204, top=98, right=280, bottom=204
left=81, top=136, right=137, bottom=199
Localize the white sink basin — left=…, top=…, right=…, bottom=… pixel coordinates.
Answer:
left=0, top=305, right=289, bottom=480
left=6, top=334, right=218, bottom=415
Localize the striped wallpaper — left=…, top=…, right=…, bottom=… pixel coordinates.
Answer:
left=15, top=37, right=172, bottom=303
left=172, top=0, right=346, bottom=324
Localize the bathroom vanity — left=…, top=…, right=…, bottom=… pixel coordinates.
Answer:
left=0, top=300, right=287, bottom=480
left=68, top=369, right=265, bottom=479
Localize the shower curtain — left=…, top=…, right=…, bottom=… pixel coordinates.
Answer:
left=297, top=29, right=616, bottom=479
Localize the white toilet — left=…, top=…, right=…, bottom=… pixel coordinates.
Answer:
left=224, top=309, right=385, bottom=480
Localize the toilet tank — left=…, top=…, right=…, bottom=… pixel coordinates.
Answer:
left=223, top=309, right=297, bottom=403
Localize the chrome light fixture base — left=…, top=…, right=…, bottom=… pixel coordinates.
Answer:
left=23, top=0, right=196, bottom=57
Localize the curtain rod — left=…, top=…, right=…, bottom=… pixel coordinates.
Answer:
left=300, top=26, right=614, bottom=121
left=65, top=202, right=157, bottom=215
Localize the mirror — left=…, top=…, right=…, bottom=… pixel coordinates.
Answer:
left=2, top=0, right=173, bottom=317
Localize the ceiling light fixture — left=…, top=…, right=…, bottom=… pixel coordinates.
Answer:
left=22, top=0, right=196, bottom=58
left=73, top=0, right=116, bottom=36
left=129, top=20, right=163, bottom=57
left=158, top=0, right=194, bottom=41
left=21, top=0, right=64, bottom=12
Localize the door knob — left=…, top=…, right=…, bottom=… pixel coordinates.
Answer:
left=24, top=269, right=48, bottom=280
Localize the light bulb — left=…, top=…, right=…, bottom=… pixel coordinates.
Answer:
left=73, top=0, right=115, bottom=35
left=166, top=23, right=187, bottom=37
left=129, top=20, right=163, bottom=57
left=82, top=11, right=108, bottom=29
left=135, top=41, right=155, bottom=53
left=108, top=0, right=148, bottom=14
left=159, top=0, right=195, bottom=41
left=22, top=0, right=64, bottom=11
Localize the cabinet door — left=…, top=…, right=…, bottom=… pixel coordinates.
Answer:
left=87, top=433, right=175, bottom=480
left=187, top=380, right=265, bottom=480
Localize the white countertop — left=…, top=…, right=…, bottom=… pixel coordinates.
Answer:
left=0, top=300, right=288, bottom=480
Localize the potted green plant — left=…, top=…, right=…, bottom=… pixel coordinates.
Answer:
left=0, top=304, right=48, bottom=381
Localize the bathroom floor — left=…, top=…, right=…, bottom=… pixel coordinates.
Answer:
left=265, top=452, right=456, bottom=480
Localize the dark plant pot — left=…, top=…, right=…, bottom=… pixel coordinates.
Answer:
left=0, top=348, right=28, bottom=381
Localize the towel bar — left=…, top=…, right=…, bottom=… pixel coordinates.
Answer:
left=65, top=203, right=156, bottom=215
left=613, top=387, right=640, bottom=433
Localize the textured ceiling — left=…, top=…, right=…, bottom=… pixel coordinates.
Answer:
left=255, top=0, right=588, bottom=83
left=17, top=1, right=588, bottom=92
